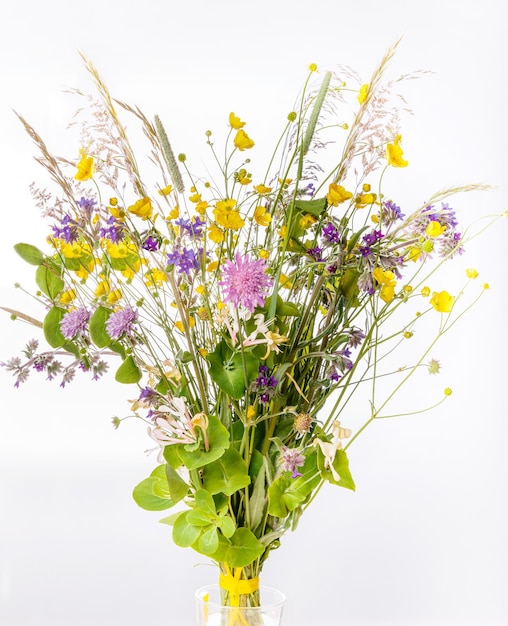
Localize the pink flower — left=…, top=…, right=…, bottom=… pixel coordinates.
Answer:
left=219, top=253, right=273, bottom=312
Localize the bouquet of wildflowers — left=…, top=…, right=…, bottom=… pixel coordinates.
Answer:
left=1, top=44, right=496, bottom=611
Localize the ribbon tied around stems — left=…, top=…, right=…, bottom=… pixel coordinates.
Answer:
left=218, top=564, right=260, bottom=626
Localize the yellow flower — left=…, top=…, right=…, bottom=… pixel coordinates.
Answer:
left=128, top=197, right=153, bottom=220
left=175, top=316, right=195, bottom=333
left=145, top=268, right=168, bottom=287
left=229, top=112, right=246, bottom=129
left=167, top=205, right=179, bottom=220
left=195, top=201, right=209, bottom=215
left=234, top=129, right=255, bottom=151
left=59, top=241, right=92, bottom=259
left=373, top=267, right=397, bottom=303
left=74, top=149, right=94, bottom=181
left=109, top=206, right=126, bottom=221
left=213, top=199, right=245, bottom=230
left=208, top=224, right=225, bottom=243
left=430, top=290, right=454, bottom=313
left=158, top=184, right=173, bottom=196
left=189, top=192, right=202, bottom=203
left=425, top=221, right=447, bottom=237
left=308, top=63, right=318, bottom=72
left=326, top=183, right=353, bottom=206
left=59, top=289, right=76, bottom=304
left=254, top=184, right=272, bottom=195
left=355, top=192, right=377, bottom=208
left=259, top=249, right=269, bottom=259
left=95, top=279, right=110, bottom=297
left=254, top=205, right=272, bottom=227
left=357, top=83, right=369, bottom=104
left=386, top=135, right=409, bottom=167
left=299, top=213, right=316, bottom=229
left=421, top=286, right=431, bottom=297
left=444, top=387, right=453, bottom=396
left=466, top=268, right=479, bottom=279
left=106, top=288, right=122, bottom=304
left=207, top=260, right=219, bottom=272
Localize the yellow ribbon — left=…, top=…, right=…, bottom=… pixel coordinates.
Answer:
left=218, top=564, right=260, bottom=626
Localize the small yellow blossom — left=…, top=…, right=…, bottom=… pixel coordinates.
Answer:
left=326, top=183, right=353, bottom=206
left=229, top=112, right=246, bottom=129
left=466, top=268, right=479, bottom=279
left=259, top=249, right=269, bottom=259
left=175, top=316, right=195, bottom=333
left=107, top=288, right=123, bottom=304
left=254, top=205, right=272, bottom=227
left=428, top=359, right=441, bottom=374
left=309, top=63, right=318, bottom=72
left=357, top=83, right=369, bottom=104
left=444, top=387, right=453, bottom=396
left=234, top=129, right=255, bottom=151
left=128, top=197, right=153, bottom=220
left=404, top=331, right=413, bottom=339
left=425, top=221, right=447, bottom=237
left=145, top=268, right=168, bottom=287
left=355, top=192, right=377, bottom=208
left=158, top=185, right=173, bottom=196
left=483, top=283, right=490, bottom=289
left=109, top=206, right=126, bottom=221
left=430, top=290, right=454, bottom=313
left=59, top=289, right=76, bottom=304
left=74, top=149, right=94, bottom=181
left=95, top=279, right=110, bottom=297
left=373, top=267, right=397, bottom=303
left=206, top=260, right=219, bottom=272
left=254, top=184, right=272, bottom=195
left=59, top=241, right=93, bottom=259
left=195, top=201, right=209, bottom=215
left=189, top=192, right=202, bottom=203
left=386, top=135, right=409, bottom=167
left=421, top=286, right=431, bottom=297
left=109, top=197, right=118, bottom=206
left=299, top=213, right=316, bottom=229
left=167, top=205, right=179, bottom=220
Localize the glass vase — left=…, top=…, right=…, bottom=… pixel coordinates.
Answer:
left=195, top=584, right=285, bottom=626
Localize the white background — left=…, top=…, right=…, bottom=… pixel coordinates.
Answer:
left=0, top=1, right=507, bottom=625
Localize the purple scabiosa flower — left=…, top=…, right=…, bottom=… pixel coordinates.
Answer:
left=60, top=307, right=91, bottom=339
left=219, top=253, right=274, bottom=312
left=281, top=446, right=305, bottom=478
left=106, top=306, right=138, bottom=340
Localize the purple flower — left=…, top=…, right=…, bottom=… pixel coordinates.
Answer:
left=252, top=365, right=278, bottom=403
left=322, top=222, right=341, bottom=244
left=52, top=215, right=78, bottom=243
left=60, top=307, right=91, bottom=339
left=379, top=200, right=405, bottom=225
left=307, top=246, right=325, bottom=262
left=77, top=197, right=97, bottom=217
left=167, top=247, right=200, bottom=275
left=142, top=236, right=159, bottom=251
left=175, top=216, right=205, bottom=238
left=219, top=253, right=273, bottom=312
left=100, top=216, right=124, bottom=242
left=281, top=446, right=305, bottom=478
left=106, top=306, right=138, bottom=340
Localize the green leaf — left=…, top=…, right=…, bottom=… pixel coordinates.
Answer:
left=14, top=243, right=45, bottom=266
left=314, top=444, right=355, bottom=490
left=176, top=415, right=230, bottom=470
left=249, top=462, right=267, bottom=531
left=132, top=468, right=175, bottom=511
left=294, top=197, right=327, bottom=216
left=173, top=511, right=201, bottom=547
left=201, top=447, right=251, bottom=496
left=187, top=509, right=214, bottom=526
left=198, top=526, right=219, bottom=555
left=206, top=341, right=259, bottom=400
left=115, top=355, right=142, bottom=384
left=194, top=489, right=217, bottom=515
left=267, top=451, right=320, bottom=517
left=165, top=464, right=189, bottom=503
left=89, top=306, right=113, bottom=348
left=43, top=307, right=67, bottom=348
left=219, top=515, right=236, bottom=539
left=340, top=269, right=360, bottom=306
left=36, top=263, right=64, bottom=300
left=216, top=528, right=265, bottom=568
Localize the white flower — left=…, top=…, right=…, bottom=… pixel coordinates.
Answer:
left=312, top=420, right=352, bottom=481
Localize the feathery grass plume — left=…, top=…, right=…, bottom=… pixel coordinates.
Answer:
left=153, top=115, right=185, bottom=194
left=334, top=37, right=402, bottom=183
left=13, top=112, right=76, bottom=206
left=78, top=52, right=146, bottom=197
